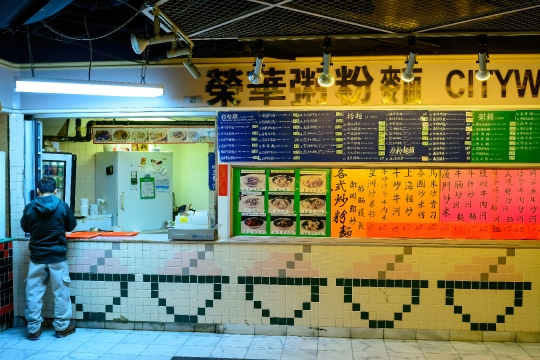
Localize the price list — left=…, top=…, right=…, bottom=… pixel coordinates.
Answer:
left=342, top=111, right=384, bottom=161
left=471, top=111, right=512, bottom=162
left=514, top=110, right=540, bottom=162
left=218, top=112, right=259, bottom=161
left=258, top=112, right=294, bottom=161
left=428, top=111, right=471, bottom=162
left=293, top=111, right=340, bottom=162
left=385, top=111, right=429, bottom=162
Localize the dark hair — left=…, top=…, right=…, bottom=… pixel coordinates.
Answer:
left=38, top=176, right=57, bottom=194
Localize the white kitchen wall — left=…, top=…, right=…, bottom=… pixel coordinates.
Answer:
left=9, top=114, right=25, bottom=238
left=0, top=113, right=8, bottom=237
left=59, top=141, right=213, bottom=219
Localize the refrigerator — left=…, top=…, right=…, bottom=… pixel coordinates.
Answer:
left=96, top=151, right=173, bottom=231
left=42, top=152, right=77, bottom=210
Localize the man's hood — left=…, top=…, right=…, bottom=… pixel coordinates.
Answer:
left=32, top=195, right=61, bottom=213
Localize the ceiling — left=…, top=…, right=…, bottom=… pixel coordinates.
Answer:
left=1, top=0, right=540, bottom=66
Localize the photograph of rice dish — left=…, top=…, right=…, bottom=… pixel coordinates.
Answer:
left=270, top=196, right=292, bottom=209
left=243, top=175, right=261, bottom=187
left=149, top=130, right=167, bottom=141
left=301, top=176, right=324, bottom=188
left=169, top=129, right=187, bottom=141
left=94, top=130, right=111, bottom=141
left=242, top=196, right=261, bottom=208
left=273, top=218, right=294, bottom=230
left=271, top=175, right=293, bottom=187
left=112, top=129, right=130, bottom=141
left=131, top=130, right=148, bottom=142
left=244, top=217, right=264, bottom=229
left=300, top=198, right=326, bottom=210
left=188, top=131, right=200, bottom=140
left=301, top=219, right=325, bottom=231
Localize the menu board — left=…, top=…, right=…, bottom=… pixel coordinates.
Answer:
left=385, top=110, right=429, bottom=162
left=258, top=112, right=294, bottom=161
left=514, top=111, right=540, bottom=162
left=218, top=112, right=258, bottom=161
left=93, top=126, right=215, bottom=144
left=428, top=111, right=472, bottom=162
left=471, top=111, right=513, bottom=162
left=233, top=168, right=330, bottom=237
left=342, top=111, right=384, bottom=161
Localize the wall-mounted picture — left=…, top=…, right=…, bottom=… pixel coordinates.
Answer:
left=268, top=193, right=294, bottom=214
left=269, top=170, right=295, bottom=191
left=240, top=169, right=266, bottom=191
left=238, top=192, right=265, bottom=213
left=299, top=216, right=326, bottom=236
left=299, top=171, right=327, bottom=193
left=299, top=194, right=327, bottom=215
left=241, top=214, right=267, bottom=235
left=270, top=216, right=296, bottom=235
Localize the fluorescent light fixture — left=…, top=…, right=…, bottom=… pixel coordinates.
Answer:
left=401, top=36, right=417, bottom=83
left=318, top=38, right=334, bottom=87
left=15, top=77, right=164, bottom=97
left=476, top=35, right=490, bottom=81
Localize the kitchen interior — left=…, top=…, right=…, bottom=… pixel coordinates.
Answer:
left=41, top=117, right=216, bottom=240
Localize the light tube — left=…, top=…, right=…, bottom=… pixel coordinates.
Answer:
left=15, top=77, right=164, bottom=97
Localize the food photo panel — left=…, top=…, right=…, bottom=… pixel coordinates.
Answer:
left=269, top=170, right=295, bottom=191
left=238, top=192, right=265, bottom=213
left=240, top=169, right=266, bottom=191
left=299, top=194, right=327, bottom=215
left=270, top=215, right=297, bottom=235
left=268, top=193, right=294, bottom=214
left=299, top=170, right=327, bottom=193
left=299, top=215, right=327, bottom=236
left=240, top=214, right=267, bottom=235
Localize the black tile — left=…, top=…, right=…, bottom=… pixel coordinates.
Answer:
left=262, top=277, right=270, bottom=285
left=76, top=304, right=83, bottom=311
left=206, top=300, right=213, bottom=308
left=377, top=320, right=385, bottom=328
left=246, top=277, right=253, bottom=285
left=246, top=285, right=253, bottom=293
left=463, top=281, right=471, bottom=289
left=454, top=281, right=463, bottom=289
left=497, top=315, right=505, bottom=323
left=445, top=298, right=453, bottom=305
left=386, top=321, right=394, bottom=328
left=167, top=275, right=173, bottom=283
left=412, top=297, right=420, bottom=305
left=446, top=289, right=453, bottom=297
left=214, top=284, right=221, bottom=291
left=506, top=282, right=515, bottom=290
left=412, top=288, right=420, bottom=296
left=120, top=282, right=128, bottom=290
left=353, top=279, right=360, bottom=287
left=472, top=282, right=480, bottom=289
left=336, top=278, right=344, bottom=286
left=303, top=278, right=310, bottom=285
left=320, top=278, right=327, bottom=286
left=246, top=293, right=253, bottom=301
left=120, top=290, right=128, bottom=297
left=286, top=278, right=294, bottom=285
left=343, top=279, right=350, bottom=287
left=369, top=279, right=377, bottom=287
left=113, top=297, right=120, bottom=305
left=143, top=275, right=150, bottom=282
left=270, top=277, right=278, bottom=285
left=524, top=282, right=532, bottom=290
left=113, top=274, right=120, bottom=282
left=479, top=323, right=487, bottom=331
left=516, top=282, right=523, bottom=290
left=437, top=280, right=445, bottom=288
left=506, top=307, right=514, bottom=315
left=106, top=305, right=113, bottom=313
left=294, top=278, right=302, bottom=285
left=278, top=278, right=286, bottom=285
left=497, top=282, right=505, bottom=290
left=120, top=274, right=127, bottom=282
left=454, top=306, right=462, bottom=314
left=311, top=286, right=319, bottom=294
left=158, top=275, right=166, bottom=283
left=515, top=290, right=523, bottom=299
left=287, top=318, right=294, bottom=326
left=128, top=274, right=135, bottom=282
left=278, top=318, right=286, bottom=326
left=344, top=287, right=352, bottom=295
left=151, top=283, right=159, bottom=290
left=254, top=301, right=262, bottom=309
left=403, top=304, right=411, bottom=313
left=462, top=314, right=471, bottom=322
left=489, top=282, right=497, bottom=290
left=386, top=279, right=394, bottom=287
left=311, top=294, right=319, bottom=302
left=352, top=303, right=360, bottom=312
left=294, top=310, right=302, bottom=318
left=420, top=280, right=428, bottom=288
left=182, top=276, right=189, bottom=283
left=412, top=280, right=420, bottom=288
left=105, top=274, right=112, bottom=282
left=270, top=317, right=278, bottom=325
left=198, top=308, right=205, bottom=316
left=151, top=291, right=158, bottom=299
left=344, top=295, right=352, bottom=303
left=262, top=310, right=270, bottom=317
left=403, top=280, right=411, bottom=288
left=189, top=315, right=197, bottom=324
left=90, top=274, right=98, bottom=281
left=206, top=275, right=214, bottom=283
left=214, top=293, right=221, bottom=300
left=487, top=323, right=496, bottom=331
left=254, top=277, right=262, bottom=285
left=158, top=298, right=166, bottom=306
left=361, top=279, right=369, bottom=287
left=394, top=313, right=402, bottom=321
left=395, top=279, right=403, bottom=287
left=302, top=302, right=311, bottom=311
left=471, top=323, right=479, bottom=331
left=515, top=299, right=523, bottom=307
left=369, top=320, right=377, bottom=328
left=361, top=312, right=369, bottom=320
left=166, top=307, right=174, bottom=314
left=97, top=274, right=104, bottom=281
left=377, top=280, right=385, bottom=287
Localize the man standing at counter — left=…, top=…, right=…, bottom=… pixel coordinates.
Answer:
left=20, top=176, right=77, bottom=340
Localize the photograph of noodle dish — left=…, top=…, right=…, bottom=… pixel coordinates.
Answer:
left=300, top=197, right=326, bottom=210
left=301, top=176, right=324, bottom=189
left=244, top=217, right=264, bottom=229
left=169, top=130, right=187, bottom=141
left=270, top=195, right=292, bottom=210
left=242, top=175, right=262, bottom=187
left=241, top=195, right=261, bottom=208
left=273, top=217, right=295, bottom=230
left=271, top=174, right=293, bottom=187
left=301, top=218, right=325, bottom=231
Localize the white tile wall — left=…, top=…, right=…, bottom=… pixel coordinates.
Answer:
left=9, top=114, right=25, bottom=238
left=0, top=113, right=9, bottom=237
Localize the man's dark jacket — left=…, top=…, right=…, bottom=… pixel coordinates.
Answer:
left=20, top=195, right=77, bottom=264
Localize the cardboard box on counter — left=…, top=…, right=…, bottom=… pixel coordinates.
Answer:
left=175, top=210, right=211, bottom=229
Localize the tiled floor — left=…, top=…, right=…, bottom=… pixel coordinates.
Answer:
left=0, top=327, right=539, bottom=360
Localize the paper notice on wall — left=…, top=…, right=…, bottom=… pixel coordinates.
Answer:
left=155, top=178, right=170, bottom=192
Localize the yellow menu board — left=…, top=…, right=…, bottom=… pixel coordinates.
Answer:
left=331, top=168, right=440, bottom=238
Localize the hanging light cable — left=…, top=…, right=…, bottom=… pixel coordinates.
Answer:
left=248, top=40, right=265, bottom=84
left=476, top=34, right=490, bottom=81
left=318, top=37, right=334, bottom=87
left=401, top=36, right=417, bottom=83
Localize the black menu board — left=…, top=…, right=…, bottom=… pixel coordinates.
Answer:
left=217, top=112, right=259, bottom=161
left=428, top=111, right=471, bottom=162
left=514, top=111, right=540, bottom=162
left=258, top=112, right=294, bottom=161
left=385, top=110, right=429, bottom=162
left=471, top=111, right=513, bottom=162
left=342, top=111, right=384, bottom=161
left=294, top=111, right=339, bottom=162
